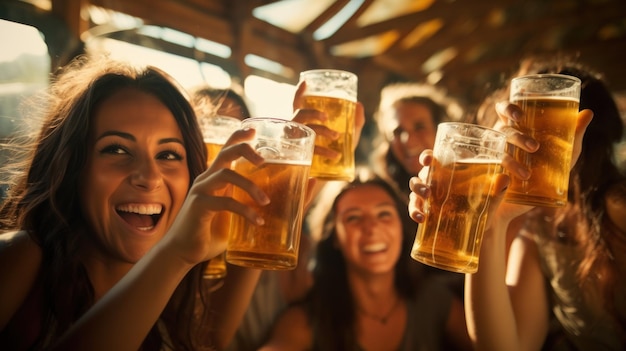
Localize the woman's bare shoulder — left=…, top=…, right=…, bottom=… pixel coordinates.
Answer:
left=259, top=304, right=312, bottom=351
left=0, top=230, right=43, bottom=329
left=0, top=230, right=41, bottom=255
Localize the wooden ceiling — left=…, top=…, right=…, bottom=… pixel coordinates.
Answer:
left=3, top=0, right=626, bottom=117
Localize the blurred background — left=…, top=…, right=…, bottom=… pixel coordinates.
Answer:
left=1, top=0, right=626, bottom=169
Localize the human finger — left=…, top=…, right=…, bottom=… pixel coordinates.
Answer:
left=494, top=101, right=540, bottom=153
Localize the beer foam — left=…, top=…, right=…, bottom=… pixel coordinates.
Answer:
left=257, top=158, right=312, bottom=166
left=512, top=96, right=579, bottom=103
left=303, top=92, right=357, bottom=102
left=457, top=158, right=503, bottom=164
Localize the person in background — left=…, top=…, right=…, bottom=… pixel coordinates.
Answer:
left=190, top=85, right=251, bottom=122
left=370, top=82, right=466, bottom=302
left=260, top=169, right=472, bottom=351
left=371, top=82, right=463, bottom=199
left=0, top=55, right=293, bottom=350
left=411, top=57, right=626, bottom=350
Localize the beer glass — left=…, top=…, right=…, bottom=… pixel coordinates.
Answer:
left=505, top=74, right=581, bottom=207
left=299, top=69, right=357, bottom=181
left=226, top=118, right=315, bottom=270
left=200, top=115, right=241, bottom=279
left=411, top=122, right=507, bottom=273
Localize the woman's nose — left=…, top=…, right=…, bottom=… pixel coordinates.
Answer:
left=130, top=157, right=163, bottom=190
left=360, top=215, right=380, bottom=234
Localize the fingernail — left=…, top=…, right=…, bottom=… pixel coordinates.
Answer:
left=512, top=110, right=522, bottom=121
left=260, top=194, right=270, bottom=205
left=518, top=167, right=530, bottom=180
left=256, top=217, right=265, bottom=225
left=415, top=213, right=424, bottom=222
left=525, top=139, right=539, bottom=150
left=418, top=186, right=430, bottom=197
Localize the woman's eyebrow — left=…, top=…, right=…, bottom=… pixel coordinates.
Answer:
left=96, top=132, right=184, bottom=146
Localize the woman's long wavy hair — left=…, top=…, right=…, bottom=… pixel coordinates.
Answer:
left=303, top=173, right=425, bottom=350
left=0, top=55, right=210, bottom=350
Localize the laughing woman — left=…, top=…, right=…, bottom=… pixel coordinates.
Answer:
left=259, top=171, right=472, bottom=351
left=0, top=55, right=272, bottom=351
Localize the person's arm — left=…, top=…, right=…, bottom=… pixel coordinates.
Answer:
left=205, top=264, right=262, bottom=349
left=464, top=107, right=594, bottom=351
left=258, top=305, right=312, bottom=351
left=0, top=231, right=42, bottom=331
left=464, top=218, right=549, bottom=351
left=50, top=237, right=195, bottom=351
left=445, top=297, right=473, bottom=351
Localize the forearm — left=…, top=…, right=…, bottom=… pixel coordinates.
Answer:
left=51, top=242, right=193, bottom=351
left=465, top=219, right=521, bottom=351
left=207, top=264, right=261, bottom=349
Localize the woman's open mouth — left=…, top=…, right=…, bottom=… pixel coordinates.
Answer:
left=116, top=203, right=163, bottom=231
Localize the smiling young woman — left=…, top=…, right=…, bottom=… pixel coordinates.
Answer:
left=259, top=170, right=473, bottom=351
left=0, top=55, right=269, bottom=351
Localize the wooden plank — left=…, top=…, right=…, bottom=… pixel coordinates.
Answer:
left=90, top=0, right=235, bottom=46
left=51, top=0, right=88, bottom=38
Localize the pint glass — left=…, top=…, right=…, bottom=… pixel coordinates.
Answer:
left=200, top=115, right=241, bottom=279
left=226, top=118, right=315, bottom=270
left=299, top=69, right=357, bottom=181
left=505, top=74, right=581, bottom=207
left=411, top=122, right=507, bottom=273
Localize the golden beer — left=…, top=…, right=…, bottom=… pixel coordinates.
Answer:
left=302, top=94, right=356, bottom=181
left=199, top=115, right=241, bottom=279
left=205, top=141, right=223, bottom=165
left=411, top=158, right=503, bottom=273
left=203, top=141, right=230, bottom=279
left=505, top=97, right=579, bottom=207
left=227, top=159, right=310, bottom=270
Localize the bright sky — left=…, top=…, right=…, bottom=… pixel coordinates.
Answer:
left=0, top=20, right=48, bottom=62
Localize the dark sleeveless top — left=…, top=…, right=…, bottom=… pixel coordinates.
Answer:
left=0, top=275, right=45, bottom=350
left=313, top=279, right=454, bottom=351
left=528, top=213, right=626, bottom=350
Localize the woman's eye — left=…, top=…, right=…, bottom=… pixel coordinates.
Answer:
left=378, top=210, right=394, bottom=219
left=412, top=122, right=426, bottom=131
left=158, top=150, right=184, bottom=161
left=100, top=144, right=127, bottom=155
left=345, top=215, right=361, bottom=223
left=392, top=127, right=404, bottom=137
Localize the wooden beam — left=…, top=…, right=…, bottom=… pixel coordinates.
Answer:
left=89, top=0, right=234, bottom=46
left=51, top=0, right=88, bottom=38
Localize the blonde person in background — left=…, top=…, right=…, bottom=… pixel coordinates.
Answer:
left=410, top=57, right=626, bottom=350
left=370, top=82, right=467, bottom=311
left=371, top=82, right=464, bottom=199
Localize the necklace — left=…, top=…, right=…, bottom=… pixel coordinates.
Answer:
left=356, top=297, right=402, bottom=325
